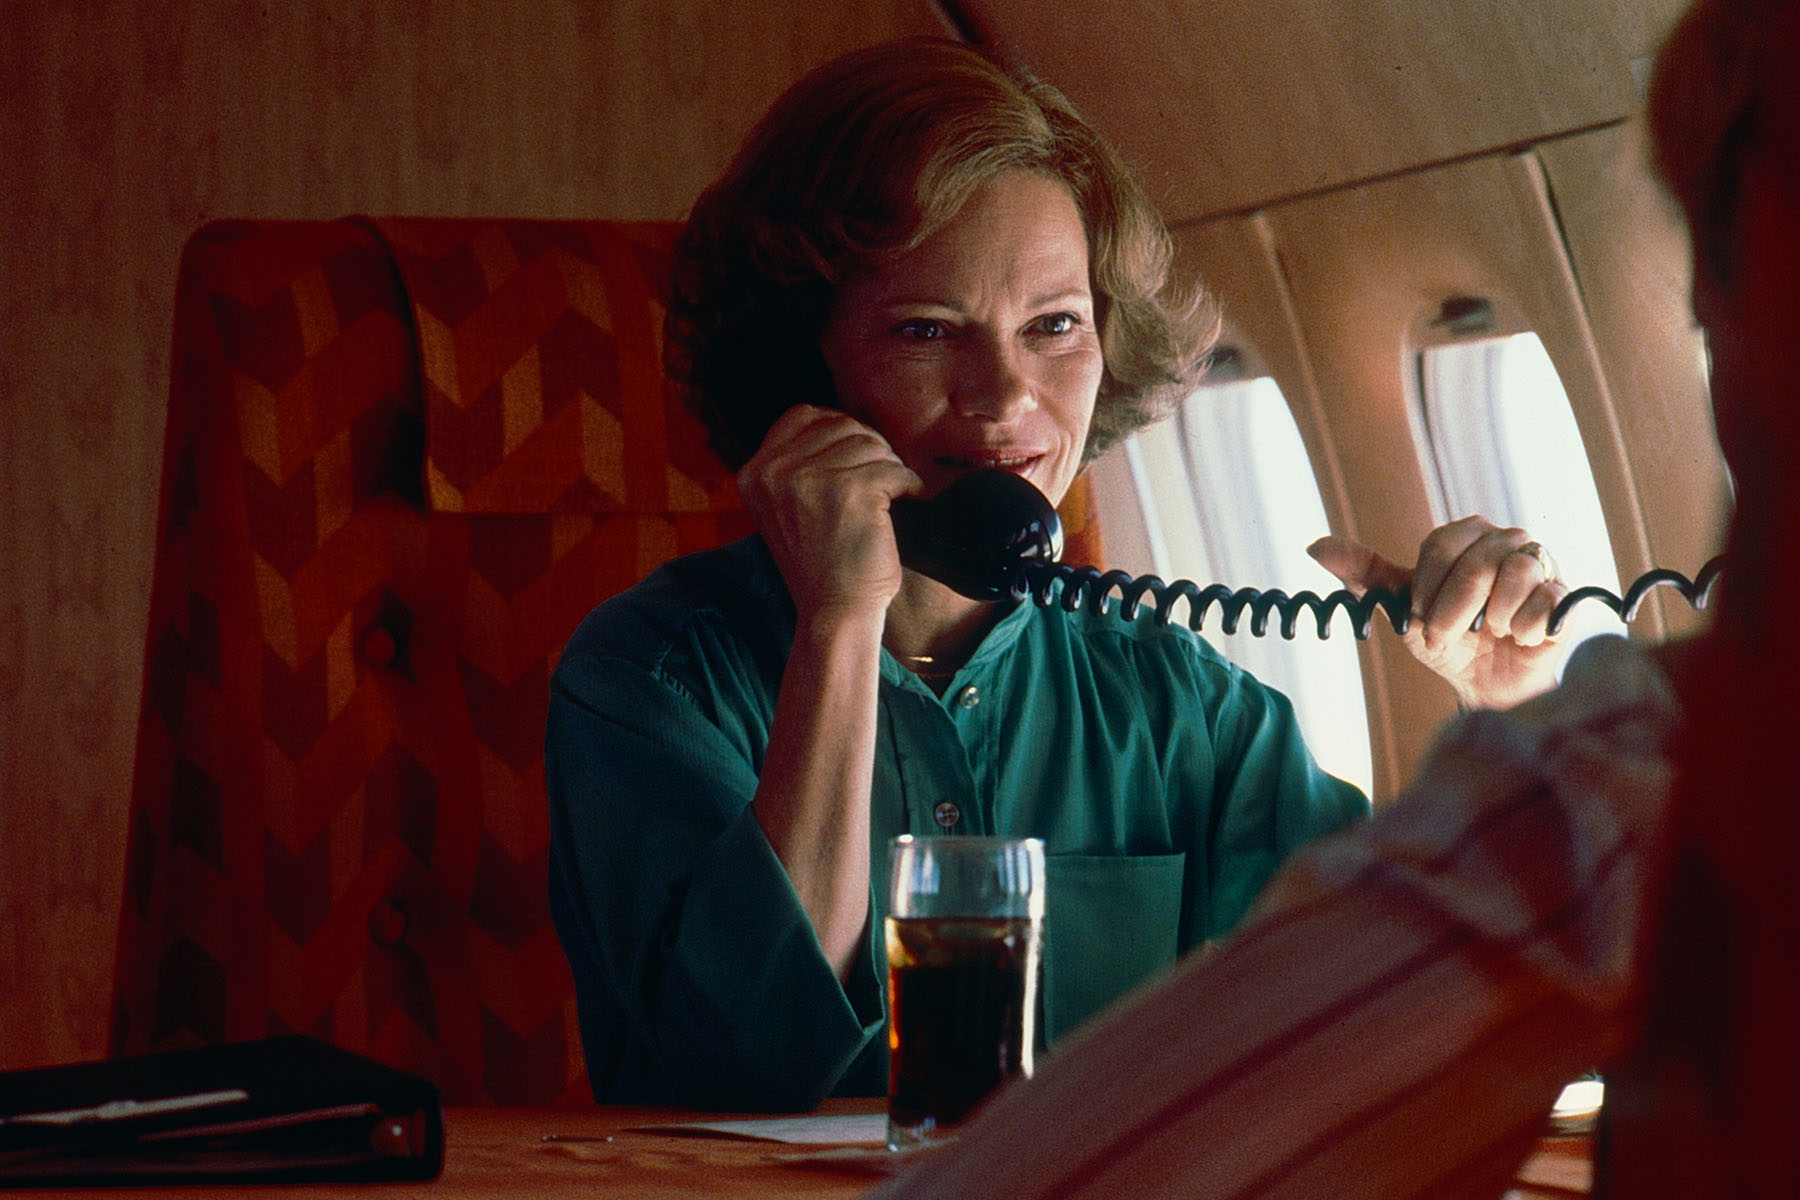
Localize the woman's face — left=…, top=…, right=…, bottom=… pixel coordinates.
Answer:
left=818, top=170, right=1103, bottom=506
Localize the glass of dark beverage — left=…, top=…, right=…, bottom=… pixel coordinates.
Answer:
left=884, top=834, right=1045, bottom=1150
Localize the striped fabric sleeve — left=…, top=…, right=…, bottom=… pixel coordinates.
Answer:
left=871, top=636, right=1679, bottom=1200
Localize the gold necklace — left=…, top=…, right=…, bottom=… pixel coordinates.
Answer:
left=892, top=651, right=960, bottom=681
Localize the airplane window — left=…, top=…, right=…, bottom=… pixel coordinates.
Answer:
left=1121, top=375, right=1375, bottom=797
left=1413, top=331, right=1626, bottom=662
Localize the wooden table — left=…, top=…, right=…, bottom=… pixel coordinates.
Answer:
left=1, top=1100, right=1593, bottom=1197
left=1513, top=1134, right=1596, bottom=1198
left=420, top=1101, right=895, bottom=1199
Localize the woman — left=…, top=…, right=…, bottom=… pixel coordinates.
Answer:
left=546, top=37, right=1567, bottom=1111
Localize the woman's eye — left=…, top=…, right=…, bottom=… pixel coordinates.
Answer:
left=1034, top=313, right=1079, bottom=336
left=897, top=319, right=945, bottom=341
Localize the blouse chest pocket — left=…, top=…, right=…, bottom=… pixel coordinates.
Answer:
left=1041, top=852, right=1187, bottom=1045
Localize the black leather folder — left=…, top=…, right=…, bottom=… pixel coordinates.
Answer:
left=0, top=1035, right=444, bottom=1186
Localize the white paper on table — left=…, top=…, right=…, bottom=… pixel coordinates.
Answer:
left=630, top=1113, right=888, bottom=1145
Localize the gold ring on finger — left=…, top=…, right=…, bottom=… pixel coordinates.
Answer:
left=1513, top=540, right=1558, bottom=582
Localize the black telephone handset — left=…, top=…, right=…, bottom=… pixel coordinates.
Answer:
left=889, top=470, right=1064, bottom=601
left=892, top=468, right=1725, bottom=639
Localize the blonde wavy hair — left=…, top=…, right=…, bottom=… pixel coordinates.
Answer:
left=666, top=37, right=1218, bottom=470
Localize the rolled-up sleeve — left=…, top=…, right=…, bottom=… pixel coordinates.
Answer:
left=546, top=643, right=884, bottom=1111
left=1199, top=660, right=1372, bottom=941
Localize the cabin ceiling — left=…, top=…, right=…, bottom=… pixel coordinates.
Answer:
left=959, top=0, right=1692, bottom=226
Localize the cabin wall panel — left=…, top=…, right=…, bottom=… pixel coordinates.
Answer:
left=1535, top=123, right=1732, bottom=637
left=0, top=0, right=943, bottom=1073
left=971, top=0, right=1690, bottom=224
left=1158, top=218, right=1409, bottom=798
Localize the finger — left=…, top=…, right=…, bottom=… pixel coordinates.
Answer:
left=752, top=405, right=888, bottom=472
left=745, top=449, right=917, bottom=528
left=1419, top=523, right=1532, bottom=647
left=1306, top=535, right=1412, bottom=598
left=742, top=410, right=907, bottom=516
left=1514, top=541, right=1558, bottom=583
left=1507, top=578, right=1570, bottom=646
left=755, top=403, right=841, bottom=452
left=1481, top=541, right=1559, bottom=640
left=1407, top=515, right=1496, bottom=622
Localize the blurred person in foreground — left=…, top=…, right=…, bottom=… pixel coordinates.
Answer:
left=871, top=0, right=1799, bottom=1194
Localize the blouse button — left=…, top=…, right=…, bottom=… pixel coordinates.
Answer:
left=954, top=685, right=981, bottom=710
left=933, top=802, right=962, bottom=830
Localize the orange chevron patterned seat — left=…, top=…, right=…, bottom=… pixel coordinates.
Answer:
left=113, top=216, right=1106, bottom=1106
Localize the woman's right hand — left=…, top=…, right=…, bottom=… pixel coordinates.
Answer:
left=736, top=405, right=915, bottom=982
left=737, top=404, right=924, bottom=623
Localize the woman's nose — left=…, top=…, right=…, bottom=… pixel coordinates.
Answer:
left=953, top=337, right=1037, bottom=421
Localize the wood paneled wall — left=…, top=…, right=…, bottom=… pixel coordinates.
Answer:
left=0, top=0, right=943, bottom=1073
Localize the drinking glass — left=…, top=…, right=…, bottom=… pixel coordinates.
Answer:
left=884, top=834, right=1045, bottom=1149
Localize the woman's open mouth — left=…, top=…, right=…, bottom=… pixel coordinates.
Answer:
left=935, top=452, right=1043, bottom=475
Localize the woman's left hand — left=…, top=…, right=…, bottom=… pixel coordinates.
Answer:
left=1308, top=516, right=1569, bottom=710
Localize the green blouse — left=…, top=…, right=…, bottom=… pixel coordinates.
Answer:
left=547, top=537, right=1367, bottom=1111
